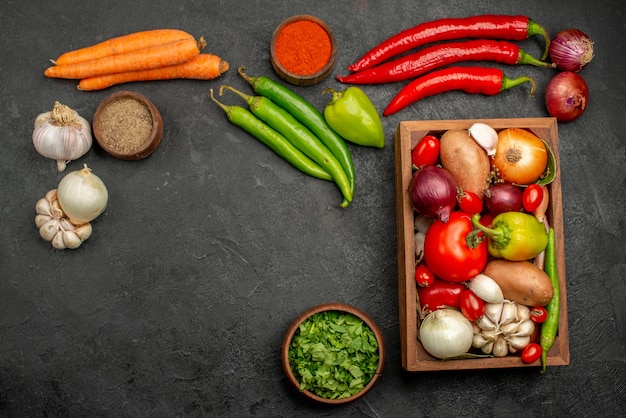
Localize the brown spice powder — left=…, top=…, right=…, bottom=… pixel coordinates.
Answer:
left=99, top=98, right=153, bottom=153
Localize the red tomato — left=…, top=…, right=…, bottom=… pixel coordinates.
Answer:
left=411, top=135, right=440, bottom=167
left=521, top=342, right=542, bottom=363
left=417, top=279, right=465, bottom=315
left=415, top=264, right=435, bottom=287
left=424, top=211, right=488, bottom=283
left=523, top=184, right=544, bottom=212
left=530, top=306, right=548, bottom=323
left=459, top=289, right=485, bottom=321
left=457, top=190, right=483, bottom=214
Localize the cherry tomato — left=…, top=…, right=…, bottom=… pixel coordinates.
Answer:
left=521, top=342, right=542, bottom=364
left=457, top=190, right=483, bottom=214
left=417, top=279, right=465, bottom=315
left=415, top=264, right=435, bottom=287
left=424, top=211, right=488, bottom=283
left=459, top=289, right=485, bottom=321
left=523, top=184, right=544, bottom=212
left=411, top=135, right=440, bottom=167
left=530, top=306, right=548, bottom=323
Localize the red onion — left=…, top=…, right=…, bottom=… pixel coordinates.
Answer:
left=485, top=183, right=523, bottom=215
left=409, top=166, right=457, bottom=222
left=549, top=28, right=594, bottom=72
left=545, top=71, right=589, bottom=122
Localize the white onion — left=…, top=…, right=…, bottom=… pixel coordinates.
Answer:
left=57, top=164, right=108, bottom=224
left=419, top=309, right=473, bottom=359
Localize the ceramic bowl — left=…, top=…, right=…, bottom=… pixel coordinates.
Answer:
left=93, top=91, right=163, bottom=160
left=270, top=15, right=337, bottom=86
left=281, top=303, right=385, bottom=404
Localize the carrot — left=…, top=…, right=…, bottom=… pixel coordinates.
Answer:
left=77, top=54, right=230, bottom=91
left=45, top=37, right=206, bottom=79
left=53, top=29, right=194, bottom=65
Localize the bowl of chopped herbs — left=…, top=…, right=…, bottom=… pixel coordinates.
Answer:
left=281, top=303, right=385, bottom=404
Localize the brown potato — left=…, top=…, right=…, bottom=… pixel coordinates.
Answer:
left=483, top=259, right=554, bottom=307
left=439, top=129, right=491, bottom=199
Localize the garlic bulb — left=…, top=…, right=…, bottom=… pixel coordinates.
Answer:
left=468, top=122, right=498, bottom=156
left=33, top=101, right=92, bottom=171
left=472, top=299, right=536, bottom=357
left=57, top=164, right=108, bottom=224
left=35, top=189, right=92, bottom=250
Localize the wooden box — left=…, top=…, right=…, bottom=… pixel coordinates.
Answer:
left=394, top=118, right=570, bottom=372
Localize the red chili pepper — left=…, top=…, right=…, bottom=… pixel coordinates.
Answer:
left=337, top=39, right=554, bottom=85
left=383, top=66, right=536, bottom=116
left=348, top=15, right=551, bottom=72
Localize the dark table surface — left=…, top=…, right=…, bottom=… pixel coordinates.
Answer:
left=2, top=1, right=625, bottom=417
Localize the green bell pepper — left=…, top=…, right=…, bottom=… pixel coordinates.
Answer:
left=322, top=87, right=385, bottom=148
left=470, top=212, right=548, bottom=261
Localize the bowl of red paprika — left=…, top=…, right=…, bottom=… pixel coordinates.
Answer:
left=270, top=15, right=337, bottom=86
left=281, top=303, right=385, bottom=404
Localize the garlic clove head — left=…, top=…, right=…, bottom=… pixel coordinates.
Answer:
left=484, top=302, right=504, bottom=324
left=507, top=335, right=531, bottom=351
left=468, top=122, right=498, bottom=156
left=35, top=214, right=53, bottom=228
left=481, top=341, right=494, bottom=355
left=467, top=274, right=504, bottom=304
left=499, top=300, right=519, bottom=326
left=62, top=230, right=83, bottom=249
left=39, top=219, right=60, bottom=241
left=51, top=231, right=67, bottom=249
left=73, top=223, right=92, bottom=241
left=513, top=319, right=536, bottom=337
left=492, top=337, right=509, bottom=357
left=32, top=102, right=92, bottom=172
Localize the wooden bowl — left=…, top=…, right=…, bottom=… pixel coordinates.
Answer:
left=270, top=15, right=337, bottom=86
left=93, top=91, right=163, bottom=160
left=281, top=303, right=385, bottom=404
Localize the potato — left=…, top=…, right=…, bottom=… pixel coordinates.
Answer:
left=483, top=259, right=554, bottom=307
left=439, top=129, right=491, bottom=199
left=483, top=259, right=554, bottom=306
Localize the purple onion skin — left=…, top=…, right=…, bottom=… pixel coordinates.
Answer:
left=545, top=71, right=589, bottom=122
left=485, top=183, right=523, bottom=215
left=549, top=28, right=594, bottom=72
left=409, top=165, right=458, bottom=222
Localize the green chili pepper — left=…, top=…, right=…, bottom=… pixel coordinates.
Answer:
left=209, top=89, right=332, bottom=182
left=470, top=212, right=548, bottom=261
left=238, top=66, right=356, bottom=207
left=322, top=87, right=385, bottom=149
left=540, top=227, right=559, bottom=373
left=220, top=85, right=352, bottom=207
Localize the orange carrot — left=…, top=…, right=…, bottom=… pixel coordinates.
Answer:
left=53, top=29, right=195, bottom=65
left=45, top=37, right=206, bottom=79
left=77, top=54, right=230, bottom=91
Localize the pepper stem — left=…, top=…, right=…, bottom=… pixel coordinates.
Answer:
left=322, top=87, right=343, bottom=106
left=501, top=75, right=536, bottom=97
left=238, top=65, right=259, bottom=89
left=527, top=19, right=551, bottom=61
left=466, top=213, right=503, bottom=249
left=220, top=84, right=254, bottom=106
left=209, top=88, right=232, bottom=117
left=517, top=48, right=556, bottom=69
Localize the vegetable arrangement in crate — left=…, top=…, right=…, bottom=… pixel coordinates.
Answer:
left=394, top=118, right=569, bottom=372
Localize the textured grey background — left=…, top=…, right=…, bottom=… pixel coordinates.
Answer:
left=1, top=0, right=624, bottom=417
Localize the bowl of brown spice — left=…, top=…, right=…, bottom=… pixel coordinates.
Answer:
left=270, top=15, right=337, bottom=86
left=93, top=91, right=163, bottom=160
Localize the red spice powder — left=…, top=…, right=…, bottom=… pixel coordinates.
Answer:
left=274, top=20, right=332, bottom=76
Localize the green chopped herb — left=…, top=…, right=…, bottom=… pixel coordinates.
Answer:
left=288, top=310, right=380, bottom=400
